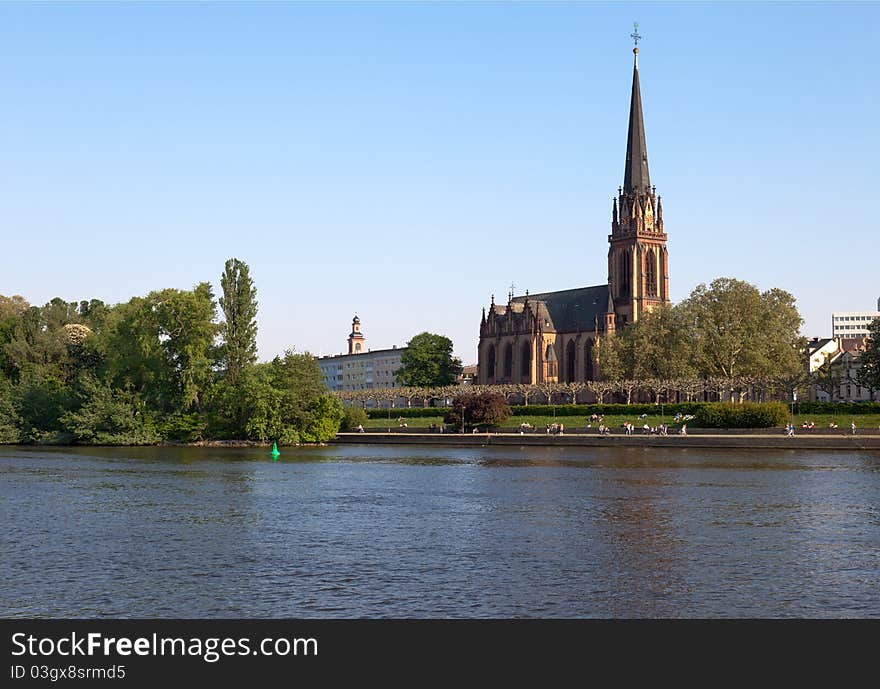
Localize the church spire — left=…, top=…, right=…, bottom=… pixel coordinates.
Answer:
left=623, top=24, right=650, bottom=195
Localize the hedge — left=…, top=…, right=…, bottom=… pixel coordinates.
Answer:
left=792, top=401, right=880, bottom=415
left=364, top=407, right=448, bottom=419
left=694, top=402, right=789, bottom=428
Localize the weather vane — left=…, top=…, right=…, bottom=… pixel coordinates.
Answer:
left=631, top=22, right=641, bottom=48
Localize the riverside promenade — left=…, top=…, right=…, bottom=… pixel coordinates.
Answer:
left=335, top=430, right=880, bottom=451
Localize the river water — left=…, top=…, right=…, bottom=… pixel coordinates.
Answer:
left=1, top=444, right=879, bottom=618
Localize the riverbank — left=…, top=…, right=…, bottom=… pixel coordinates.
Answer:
left=334, top=431, right=880, bottom=451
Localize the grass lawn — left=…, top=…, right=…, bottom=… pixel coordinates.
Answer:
left=362, top=413, right=880, bottom=431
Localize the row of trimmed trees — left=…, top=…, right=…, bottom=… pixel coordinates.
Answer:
left=334, top=373, right=815, bottom=409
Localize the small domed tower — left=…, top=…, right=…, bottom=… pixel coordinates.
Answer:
left=347, top=315, right=366, bottom=354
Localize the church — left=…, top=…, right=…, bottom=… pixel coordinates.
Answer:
left=477, top=39, right=670, bottom=386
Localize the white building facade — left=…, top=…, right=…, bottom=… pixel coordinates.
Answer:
left=317, top=316, right=406, bottom=392
left=832, top=301, right=880, bottom=338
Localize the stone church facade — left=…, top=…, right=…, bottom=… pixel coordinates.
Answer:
left=478, top=42, right=670, bottom=386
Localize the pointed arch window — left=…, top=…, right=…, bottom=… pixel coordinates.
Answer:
left=619, top=251, right=631, bottom=297
left=503, top=343, right=513, bottom=380
left=646, top=248, right=657, bottom=297
left=486, top=345, right=496, bottom=380
left=585, top=340, right=595, bottom=381
left=565, top=341, right=576, bottom=382
left=520, top=342, right=531, bottom=382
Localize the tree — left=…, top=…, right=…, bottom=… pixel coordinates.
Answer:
left=627, top=304, right=694, bottom=382
left=219, top=258, right=258, bottom=386
left=813, top=352, right=842, bottom=402
left=396, top=332, right=462, bottom=387
left=444, top=392, right=510, bottom=429
left=0, top=376, right=21, bottom=443
left=241, top=351, right=342, bottom=444
left=678, top=278, right=804, bottom=384
left=152, top=283, right=219, bottom=412
left=60, top=375, right=158, bottom=445
left=856, top=317, right=880, bottom=400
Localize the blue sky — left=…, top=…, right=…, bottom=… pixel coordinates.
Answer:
left=1, top=2, right=878, bottom=362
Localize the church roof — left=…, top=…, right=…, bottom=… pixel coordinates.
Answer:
left=623, top=52, right=651, bottom=195
left=511, top=284, right=610, bottom=332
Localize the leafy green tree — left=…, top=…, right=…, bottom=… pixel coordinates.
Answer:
left=340, top=405, right=368, bottom=431
left=152, top=283, right=219, bottom=412
left=219, top=258, right=258, bottom=386
left=102, top=296, right=172, bottom=410
left=678, top=278, right=803, bottom=381
left=396, top=332, right=462, bottom=387
left=61, top=375, right=158, bottom=445
left=241, top=351, right=342, bottom=444
left=299, top=394, right=344, bottom=443
left=592, top=331, right=628, bottom=382
left=13, top=366, right=74, bottom=442
left=3, top=305, right=70, bottom=379
left=242, top=365, right=290, bottom=442
left=627, top=304, right=695, bottom=381
left=0, top=376, right=21, bottom=443
left=0, top=296, right=28, bottom=378
left=856, top=317, right=880, bottom=400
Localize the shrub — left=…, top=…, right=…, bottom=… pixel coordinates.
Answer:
left=694, top=402, right=789, bottom=428
left=444, top=392, right=510, bottom=429
left=340, top=406, right=369, bottom=431
left=158, top=412, right=207, bottom=442
left=793, top=401, right=880, bottom=415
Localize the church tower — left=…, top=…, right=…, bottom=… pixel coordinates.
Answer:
left=608, top=30, right=670, bottom=326
left=347, top=315, right=366, bottom=354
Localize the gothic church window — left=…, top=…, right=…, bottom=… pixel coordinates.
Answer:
left=503, top=344, right=513, bottom=379
left=646, top=249, right=657, bottom=297
left=619, top=251, right=630, bottom=296
left=520, top=342, right=531, bottom=381
left=585, top=340, right=595, bottom=381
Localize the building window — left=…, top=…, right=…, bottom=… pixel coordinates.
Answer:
left=585, top=340, right=595, bottom=381
left=503, top=343, right=513, bottom=379
left=566, top=340, right=576, bottom=382
left=645, top=248, right=657, bottom=297
left=520, top=342, right=531, bottom=382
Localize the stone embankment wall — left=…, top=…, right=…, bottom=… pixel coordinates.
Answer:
left=335, top=432, right=880, bottom=451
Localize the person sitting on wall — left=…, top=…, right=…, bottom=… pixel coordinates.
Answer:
left=356, top=424, right=365, bottom=433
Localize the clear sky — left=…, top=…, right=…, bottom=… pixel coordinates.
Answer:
left=1, top=1, right=878, bottom=363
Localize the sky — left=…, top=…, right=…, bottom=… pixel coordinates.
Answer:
left=1, top=1, right=878, bottom=363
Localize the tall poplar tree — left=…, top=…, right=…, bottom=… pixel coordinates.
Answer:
left=219, top=258, right=258, bottom=386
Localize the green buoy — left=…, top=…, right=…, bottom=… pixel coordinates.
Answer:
left=271, top=442, right=280, bottom=461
